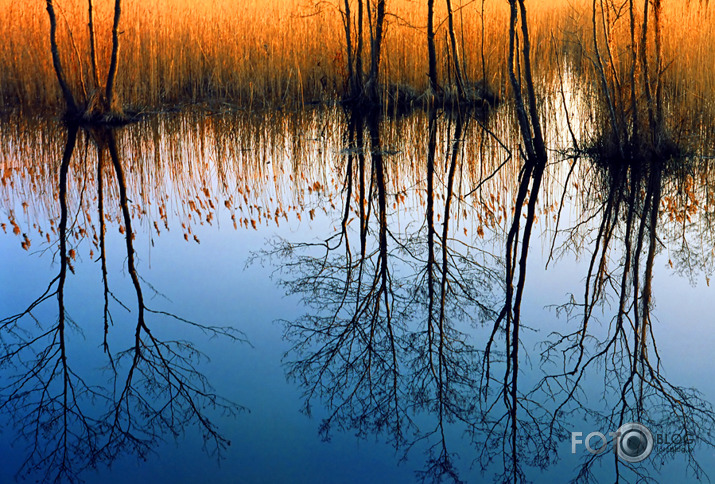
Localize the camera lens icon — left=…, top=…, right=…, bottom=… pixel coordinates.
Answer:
left=616, top=423, right=653, bottom=463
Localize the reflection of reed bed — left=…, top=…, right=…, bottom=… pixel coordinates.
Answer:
left=3, top=0, right=713, bottom=115
left=564, top=151, right=715, bottom=282
left=0, top=108, right=521, bottom=250
left=1, top=105, right=713, bottom=259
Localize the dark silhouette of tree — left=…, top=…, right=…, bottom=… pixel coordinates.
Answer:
left=475, top=2, right=552, bottom=482
left=409, top=110, right=500, bottom=482
left=0, top=125, right=108, bottom=483
left=44, top=0, right=126, bottom=121
left=537, top=151, right=715, bottom=483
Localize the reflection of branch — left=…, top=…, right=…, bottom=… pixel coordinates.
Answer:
left=537, top=155, right=715, bottom=481
left=473, top=2, right=553, bottom=480
left=265, top=110, right=501, bottom=483
left=0, top=126, right=247, bottom=482
left=0, top=126, right=109, bottom=483
left=99, top=129, right=246, bottom=463
left=95, top=138, right=117, bottom=368
left=412, top=112, right=494, bottom=483
left=273, top=114, right=408, bottom=446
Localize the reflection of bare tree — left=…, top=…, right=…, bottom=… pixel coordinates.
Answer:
left=0, top=125, right=245, bottom=482
left=408, top=110, right=500, bottom=482
left=530, top=2, right=715, bottom=478
left=0, top=125, right=108, bottom=483
left=473, top=2, right=555, bottom=481
left=268, top=110, right=410, bottom=447
left=539, top=155, right=715, bottom=482
left=98, top=128, right=246, bottom=464
left=262, top=108, right=501, bottom=482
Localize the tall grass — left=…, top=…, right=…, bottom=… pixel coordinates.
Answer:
left=0, top=0, right=713, bottom=114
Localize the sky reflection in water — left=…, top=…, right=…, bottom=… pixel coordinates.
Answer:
left=1, top=105, right=714, bottom=483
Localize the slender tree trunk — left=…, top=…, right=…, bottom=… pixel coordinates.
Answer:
left=653, top=0, right=663, bottom=127
left=640, top=0, right=655, bottom=132
left=480, top=0, right=486, bottom=82
left=46, top=0, right=78, bottom=114
left=507, top=0, right=535, bottom=161
left=427, top=0, right=438, bottom=92
left=628, top=0, right=640, bottom=143
left=505, top=3, right=548, bottom=478
left=367, top=0, right=386, bottom=100
left=105, top=0, right=122, bottom=112
left=97, top=144, right=112, bottom=355
left=342, top=0, right=355, bottom=96
left=107, top=131, right=145, bottom=327
left=88, top=0, right=101, bottom=90
left=445, top=0, right=465, bottom=98
left=592, top=0, right=621, bottom=149
left=356, top=0, right=365, bottom=94
left=518, top=0, right=546, bottom=160
left=426, top=106, right=438, bottom=374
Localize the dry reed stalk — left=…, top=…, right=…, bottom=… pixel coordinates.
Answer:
left=0, top=0, right=711, bottom=117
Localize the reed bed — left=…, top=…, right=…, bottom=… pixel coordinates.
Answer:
left=0, top=0, right=712, bottom=115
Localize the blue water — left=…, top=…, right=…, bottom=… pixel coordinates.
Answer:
left=1, top=112, right=713, bottom=483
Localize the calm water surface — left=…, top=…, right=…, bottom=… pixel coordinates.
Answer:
left=1, top=99, right=714, bottom=483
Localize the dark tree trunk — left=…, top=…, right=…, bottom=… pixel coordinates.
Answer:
left=88, top=0, right=100, bottom=90
left=427, top=0, right=438, bottom=92
left=366, top=0, right=386, bottom=100
left=46, top=0, right=78, bottom=114
left=342, top=0, right=355, bottom=96
left=445, top=0, right=465, bottom=97
left=105, top=0, right=122, bottom=113
left=356, top=0, right=365, bottom=95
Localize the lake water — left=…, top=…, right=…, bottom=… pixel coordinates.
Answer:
left=1, top=98, right=714, bottom=483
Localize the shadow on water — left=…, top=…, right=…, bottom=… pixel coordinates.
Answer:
left=0, top=124, right=246, bottom=482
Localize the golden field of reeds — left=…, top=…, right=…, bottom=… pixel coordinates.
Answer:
left=1, top=0, right=714, bottom=115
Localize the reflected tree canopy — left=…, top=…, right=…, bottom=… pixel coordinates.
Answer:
left=3, top=0, right=715, bottom=483
left=0, top=124, right=246, bottom=482
left=256, top=98, right=715, bottom=482
left=1, top=81, right=715, bottom=483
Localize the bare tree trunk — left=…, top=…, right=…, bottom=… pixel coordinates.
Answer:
left=342, top=0, right=355, bottom=96
left=628, top=0, right=640, bottom=143
left=356, top=0, right=365, bottom=94
left=445, top=0, right=465, bottom=98
left=105, top=0, right=122, bottom=113
left=507, top=0, right=534, bottom=161
left=426, top=106, right=438, bottom=373
left=46, top=0, right=78, bottom=114
left=480, top=0, right=486, bottom=82
left=427, top=0, right=438, bottom=92
left=366, top=0, right=386, bottom=100
left=517, top=0, right=546, bottom=161
left=653, top=0, right=663, bottom=127
left=640, top=0, right=655, bottom=132
left=88, top=0, right=101, bottom=90
left=592, top=0, right=621, bottom=149
left=504, top=2, right=548, bottom=477
left=96, top=145, right=112, bottom=356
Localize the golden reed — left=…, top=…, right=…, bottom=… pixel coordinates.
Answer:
left=0, top=0, right=712, bottom=114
